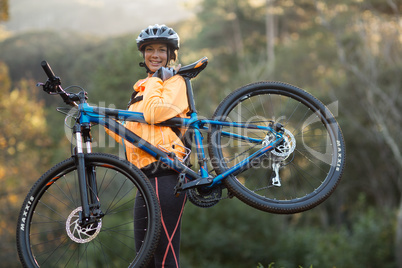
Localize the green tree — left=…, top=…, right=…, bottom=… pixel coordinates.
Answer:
left=89, top=35, right=144, bottom=108
left=179, top=0, right=400, bottom=266
left=315, top=0, right=402, bottom=264
left=0, top=62, right=51, bottom=265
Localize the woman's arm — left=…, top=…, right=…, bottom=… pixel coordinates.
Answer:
left=142, top=75, right=189, bottom=124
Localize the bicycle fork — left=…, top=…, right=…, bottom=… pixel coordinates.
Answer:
left=73, top=123, right=103, bottom=227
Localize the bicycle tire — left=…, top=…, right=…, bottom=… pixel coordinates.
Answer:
left=16, top=153, right=161, bottom=267
left=208, top=82, right=345, bottom=214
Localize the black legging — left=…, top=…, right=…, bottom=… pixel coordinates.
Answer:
left=134, top=170, right=186, bottom=268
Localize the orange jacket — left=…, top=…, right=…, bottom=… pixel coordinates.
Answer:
left=105, top=75, right=190, bottom=169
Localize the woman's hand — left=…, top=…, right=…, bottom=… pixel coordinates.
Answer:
left=174, top=64, right=181, bottom=73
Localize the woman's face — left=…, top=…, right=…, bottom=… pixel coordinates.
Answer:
left=144, top=43, right=168, bottom=73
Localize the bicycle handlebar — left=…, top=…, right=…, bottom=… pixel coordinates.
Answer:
left=41, top=61, right=57, bottom=81
left=40, top=61, right=78, bottom=107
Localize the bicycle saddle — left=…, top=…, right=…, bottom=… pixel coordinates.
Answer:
left=177, top=57, right=208, bottom=79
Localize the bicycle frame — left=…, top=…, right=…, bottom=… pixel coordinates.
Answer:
left=77, top=101, right=284, bottom=191
left=40, top=60, right=284, bottom=225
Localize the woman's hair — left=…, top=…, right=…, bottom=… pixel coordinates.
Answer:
left=168, top=46, right=178, bottom=63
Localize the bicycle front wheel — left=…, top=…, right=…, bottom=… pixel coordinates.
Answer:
left=208, top=82, right=345, bottom=214
left=16, top=153, right=160, bottom=267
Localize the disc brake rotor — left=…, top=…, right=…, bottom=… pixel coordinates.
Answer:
left=66, top=206, right=102, bottom=243
left=264, top=128, right=296, bottom=160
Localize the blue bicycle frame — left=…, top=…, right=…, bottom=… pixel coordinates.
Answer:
left=78, top=102, right=284, bottom=191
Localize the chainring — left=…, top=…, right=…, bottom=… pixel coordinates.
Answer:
left=187, top=185, right=223, bottom=208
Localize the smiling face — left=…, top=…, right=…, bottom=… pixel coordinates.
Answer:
left=144, top=43, right=168, bottom=73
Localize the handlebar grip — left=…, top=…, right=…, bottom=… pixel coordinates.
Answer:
left=41, top=61, right=57, bottom=80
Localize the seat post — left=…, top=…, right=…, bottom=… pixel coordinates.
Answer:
left=184, top=78, right=197, bottom=115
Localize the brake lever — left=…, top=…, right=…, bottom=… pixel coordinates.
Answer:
left=36, top=77, right=61, bottom=94
left=37, top=81, right=79, bottom=107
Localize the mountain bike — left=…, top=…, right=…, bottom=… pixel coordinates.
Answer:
left=16, top=57, right=345, bottom=267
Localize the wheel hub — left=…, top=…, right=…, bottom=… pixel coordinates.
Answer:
left=264, top=128, right=296, bottom=160
left=66, top=206, right=102, bottom=243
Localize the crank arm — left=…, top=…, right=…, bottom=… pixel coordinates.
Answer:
left=175, top=176, right=213, bottom=195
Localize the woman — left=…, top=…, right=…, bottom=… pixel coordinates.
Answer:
left=106, top=24, right=188, bottom=267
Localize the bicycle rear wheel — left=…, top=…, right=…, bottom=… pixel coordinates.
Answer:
left=208, top=82, right=345, bottom=214
left=16, top=153, right=160, bottom=267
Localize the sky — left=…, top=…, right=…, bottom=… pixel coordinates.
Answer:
left=1, top=0, right=195, bottom=36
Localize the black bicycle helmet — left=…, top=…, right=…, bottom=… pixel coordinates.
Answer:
left=136, top=24, right=180, bottom=51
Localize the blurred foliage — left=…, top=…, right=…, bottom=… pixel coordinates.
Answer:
left=0, top=0, right=8, bottom=22
left=0, top=0, right=401, bottom=266
left=89, top=35, right=144, bottom=108
left=181, top=199, right=395, bottom=267
left=0, top=62, right=51, bottom=265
